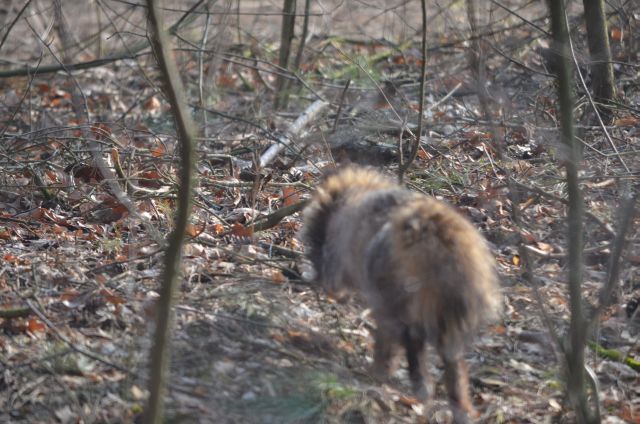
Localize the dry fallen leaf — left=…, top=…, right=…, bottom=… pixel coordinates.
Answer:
left=186, top=223, right=204, bottom=238
left=143, top=96, right=161, bottom=112
left=231, top=223, right=253, bottom=238
left=100, top=288, right=125, bottom=306
left=28, top=318, right=46, bottom=333
left=613, top=116, right=639, bottom=127
left=270, top=270, right=287, bottom=284
left=397, top=395, right=420, bottom=407
left=212, top=223, right=225, bottom=235
left=490, top=324, right=507, bottom=335
left=610, top=27, right=623, bottom=42
left=151, top=144, right=166, bottom=158
left=130, top=385, right=145, bottom=400
left=281, top=186, right=300, bottom=207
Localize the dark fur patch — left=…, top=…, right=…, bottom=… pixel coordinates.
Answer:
left=303, top=195, right=333, bottom=280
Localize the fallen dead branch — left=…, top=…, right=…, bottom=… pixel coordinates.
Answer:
left=259, top=100, right=329, bottom=168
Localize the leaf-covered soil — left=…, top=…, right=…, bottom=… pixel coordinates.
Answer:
left=0, top=1, right=638, bottom=423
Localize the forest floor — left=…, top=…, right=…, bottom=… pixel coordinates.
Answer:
left=0, top=1, right=638, bottom=423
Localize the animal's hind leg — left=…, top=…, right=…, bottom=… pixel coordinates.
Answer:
left=439, top=349, right=474, bottom=424
left=403, top=325, right=429, bottom=401
left=370, top=320, right=400, bottom=381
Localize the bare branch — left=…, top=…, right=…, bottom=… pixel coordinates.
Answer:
left=144, top=1, right=197, bottom=422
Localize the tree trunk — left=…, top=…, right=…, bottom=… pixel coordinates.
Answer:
left=583, top=0, right=616, bottom=112
left=547, top=0, right=595, bottom=422
left=144, top=1, right=197, bottom=422
left=274, top=0, right=296, bottom=110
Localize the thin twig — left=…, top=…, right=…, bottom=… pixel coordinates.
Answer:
left=586, top=192, right=637, bottom=335
left=507, top=180, right=615, bottom=237
left=565, top=12, right=630, bottom=173
left=249, top=199, right=310, bottom=232
left=332, top=79, right=351, bottom=133
left=7, top=281, right=134, bottom=376
left=398, top=0, right=427, bottom=183
left=0, top=0, right=33, bottom=53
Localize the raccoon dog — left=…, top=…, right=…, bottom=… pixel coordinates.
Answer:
left=302, top=167, right=501, bottom=423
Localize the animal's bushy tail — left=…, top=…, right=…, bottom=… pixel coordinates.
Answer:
left=386, top=197, right=502, bottom=346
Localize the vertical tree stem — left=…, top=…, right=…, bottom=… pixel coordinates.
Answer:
left=398, top=0, right=427, bottom=183
left=547, top=1, right=590, bottom=422
left=144, top=1, right=197, bottom=423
